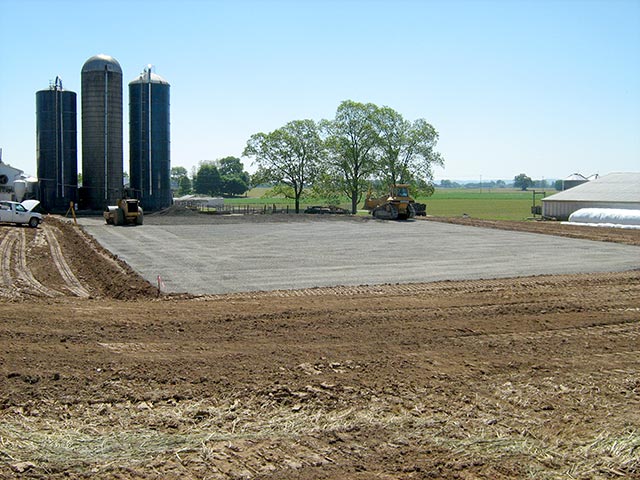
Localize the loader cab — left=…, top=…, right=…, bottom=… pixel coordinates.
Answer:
left=394, top=185, right=410, bottom=198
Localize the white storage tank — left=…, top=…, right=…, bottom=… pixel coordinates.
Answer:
left=14, top=180, right=26, bottom=201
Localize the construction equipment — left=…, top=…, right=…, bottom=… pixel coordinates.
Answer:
left=104, top=198, right=144, bottom=226
left=363, top=184, right=417, bottom=220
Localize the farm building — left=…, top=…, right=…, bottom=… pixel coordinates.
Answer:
left=0, top=159, right=23, bottom=196
left=542, top=172, right=640, bottom=220
left=0, top=158, right=36, bottom=201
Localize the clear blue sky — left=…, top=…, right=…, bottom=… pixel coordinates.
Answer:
left=1, top=0, right=639, bottom=182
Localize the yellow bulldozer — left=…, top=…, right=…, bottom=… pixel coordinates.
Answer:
left=363, top=184, right=417, bottom=220
left=104, top=198, right=144, bottom=226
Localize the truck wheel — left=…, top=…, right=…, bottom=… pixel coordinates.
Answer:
left=28, top=217, right=39, bottom=228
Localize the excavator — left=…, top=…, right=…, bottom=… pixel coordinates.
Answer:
left=363, top=184, right=418, bottom=220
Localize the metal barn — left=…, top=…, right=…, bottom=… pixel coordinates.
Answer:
left=542, top=172, right=640, bottom=220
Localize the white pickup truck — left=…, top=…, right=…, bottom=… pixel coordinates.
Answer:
left=0, top=200, right=43, bottom=228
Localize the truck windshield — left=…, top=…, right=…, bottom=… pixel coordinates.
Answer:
left=396, top=187, right=409, bottom=197
left=15, top=205, right=27, bottom=212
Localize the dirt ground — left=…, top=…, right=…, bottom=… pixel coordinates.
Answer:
left=0, top=214, right=639, bottom=479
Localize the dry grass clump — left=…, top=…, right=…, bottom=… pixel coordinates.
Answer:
left=0, top=398, right=362, bottom=468
left=1, top=394, right=638, bottom=478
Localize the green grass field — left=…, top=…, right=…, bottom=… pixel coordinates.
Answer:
left=223, top=187, right=556, bottom=221
left=421, top=188, right=553, bottom=220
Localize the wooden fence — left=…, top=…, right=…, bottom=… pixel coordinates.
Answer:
left=196, top=204, right=297, bottom=215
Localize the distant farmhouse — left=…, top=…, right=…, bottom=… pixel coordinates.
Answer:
left=0, top=155, right=36, bottom=202
left=542, top=172, right=640, bottom=220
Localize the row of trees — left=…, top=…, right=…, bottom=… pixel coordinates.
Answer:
left=440, top=177, right=557, bottom=190
left=171, top=157, right=250, bottom=197
left=439, top=179, right=508, bottom=189
left=244, top=100, right=444, bottom=213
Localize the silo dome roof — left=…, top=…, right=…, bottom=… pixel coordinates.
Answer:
left=82, top=54, right=122, bottom=74
left=129, top=69, right=170, bottom=86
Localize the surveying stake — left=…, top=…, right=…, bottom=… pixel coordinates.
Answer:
left=65, top=201, right=78, bottom=226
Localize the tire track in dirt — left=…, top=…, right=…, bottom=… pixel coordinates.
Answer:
left=43, top=225, right=91, bottom=298
left=0, top=230, right=17, bottom=287
left=15, top=229, right=60, bottom=298
left=0, top=230, right=59, bottom=298
left=206, top=271, right=638, bottom=300
left=0, top=230, right=18, bottom=299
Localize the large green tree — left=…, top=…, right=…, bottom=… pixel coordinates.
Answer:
left=321, top=100, right=380, bottom=214
left=170, top=166, right=188, bottom=184
left=218, top=156, right=244, bottom=177
left=243, top=119, right=323, bottom=213
left=513, top=173, right=533, bottom=191
left=193, top=162, right=222, bottom=196
left=374, top=107, right=443, bottom=190
left=217, top=156, right=250, bottom=197
left=177, top=175, right=192, bottom=196
left=223, top=176, right=250, bottom=196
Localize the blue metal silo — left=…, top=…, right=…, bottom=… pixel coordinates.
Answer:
left=36, top=77, right=78, bottom=212
left=129, top=65, right=171, bottom=211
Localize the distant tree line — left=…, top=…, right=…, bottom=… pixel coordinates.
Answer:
left=438, top=176, right=558, bottom=190
left=439, top=179, right=508, bottom=189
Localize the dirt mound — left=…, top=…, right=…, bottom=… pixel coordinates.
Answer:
left=147, top=204, right=200, bottom=216
left=55, top=218, right=159, bottom=299
left=0, top=217, right=157, bottom=301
